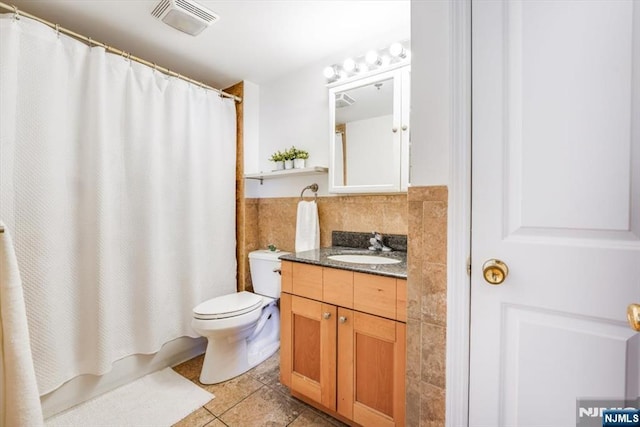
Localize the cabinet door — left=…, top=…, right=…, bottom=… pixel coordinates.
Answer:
left=338, top=309, right=406, bottom=427
left=328, top=67, right=408, bottom=194
left=281, top=293, right=337, bottom=410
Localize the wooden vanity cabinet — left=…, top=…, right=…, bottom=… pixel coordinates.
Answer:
left=280, top=261, right=406, bottom=427
left=280, top=293, right=337, bottom=410
left=338, top=309, right=406, bottom=427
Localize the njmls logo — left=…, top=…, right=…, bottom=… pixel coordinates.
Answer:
left=577, top=398, right=640, bottom=427
left=602, top=409, right=640, bottom=426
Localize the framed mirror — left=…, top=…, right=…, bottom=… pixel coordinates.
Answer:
left=328, top=66, right=410, bottom=193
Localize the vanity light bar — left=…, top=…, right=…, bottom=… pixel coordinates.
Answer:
left=323, top=41, right=410, bottom=83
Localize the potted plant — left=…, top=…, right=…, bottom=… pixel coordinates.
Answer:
left=283, top=147, right=295, bottom=170
left=292, top=147, right=309, bottom=169
left=269, top=150, right=285, bottom=170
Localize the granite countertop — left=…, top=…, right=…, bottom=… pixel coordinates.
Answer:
left=279, top=247, right=407, bottom=279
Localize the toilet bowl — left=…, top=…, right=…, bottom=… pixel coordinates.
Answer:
left=191, top=250, right=289, bottom=384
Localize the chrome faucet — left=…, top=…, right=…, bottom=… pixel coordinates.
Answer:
left=369, top=231, right=392, bottom=252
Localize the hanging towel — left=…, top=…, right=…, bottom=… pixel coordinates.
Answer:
left=295, top=201, right=320, bottom=252
left=0, top=223, right=44, bottom=427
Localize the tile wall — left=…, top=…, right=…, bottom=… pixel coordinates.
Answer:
left=407, top=186, right=448, bottom=426
left=239, top=194, right=408, bottom=291
left=225, top=81, right=251, bottom=293
left=239, top=198, right=260, bottom=292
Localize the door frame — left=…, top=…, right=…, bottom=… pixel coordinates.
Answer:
left=445, top=0, right=472, bottom=426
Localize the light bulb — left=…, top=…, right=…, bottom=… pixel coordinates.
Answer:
left=389, top=42, right=406, bottom=58
left=323, top=65, right=338, bottom=79
left=343, top=58, right=358, bottom=73
left=365, top=50, right=381, bottom=66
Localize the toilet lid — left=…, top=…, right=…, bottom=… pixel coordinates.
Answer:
left=193, top=291, right=263, bottom=320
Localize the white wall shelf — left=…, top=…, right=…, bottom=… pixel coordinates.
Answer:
left=244, top=166, right=328, bottom=185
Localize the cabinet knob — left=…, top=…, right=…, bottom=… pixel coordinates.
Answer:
left=402, top=125, right=408, bottom=131
left=323, top=312, right=331, bottom=320
left=339, top=316, right=347, bottom=324
left=392, top=127, right=398, bottom=133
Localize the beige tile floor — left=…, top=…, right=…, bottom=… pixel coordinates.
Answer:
left=172, top=351, right=347, bottom=427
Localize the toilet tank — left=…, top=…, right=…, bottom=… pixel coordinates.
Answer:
left=248, top=250, right=290, bottom=298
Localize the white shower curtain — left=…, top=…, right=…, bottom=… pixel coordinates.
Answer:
left=0, top=15, right=237, bottom=395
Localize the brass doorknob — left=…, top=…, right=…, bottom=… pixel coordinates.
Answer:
left=627, top=304, right=640, bottom=332
left=482, top=259, right=509, bottom=285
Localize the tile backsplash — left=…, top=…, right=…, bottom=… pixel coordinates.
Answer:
left=239, top=194, right=407, bottom=291
left=331, top=230, right=407, bottom=252
left=254, top=194, right=407, bottom=252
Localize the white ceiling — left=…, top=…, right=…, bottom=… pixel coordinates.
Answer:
left=8, top=0, right=410, bottom=89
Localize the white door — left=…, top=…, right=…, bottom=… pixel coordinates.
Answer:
left=469, top=1, right=640, bottom=426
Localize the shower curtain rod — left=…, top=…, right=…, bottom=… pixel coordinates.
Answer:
left=0, top=2, right=242, bottom=103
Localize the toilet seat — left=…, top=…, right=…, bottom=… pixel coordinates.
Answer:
left=193, top=291, right=263, bottom=320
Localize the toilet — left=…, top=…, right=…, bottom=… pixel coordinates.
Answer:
left=191, top=249, right=289, bottom=384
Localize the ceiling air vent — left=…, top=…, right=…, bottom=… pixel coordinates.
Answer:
left=336, top=93, right=356, bottom=108
left=152, top=0, right=219, bottom=36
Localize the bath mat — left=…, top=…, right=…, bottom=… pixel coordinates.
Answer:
left=45, top=368, right=214, bottom=427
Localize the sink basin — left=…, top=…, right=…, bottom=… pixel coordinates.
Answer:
left=327, top=254, right=401, bottom=265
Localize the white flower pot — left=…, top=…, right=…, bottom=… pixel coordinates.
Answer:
left=273, top=161, right=284, bottom=171
left=293, top=159, right=306, bottom=169
left=284, top=160, right=293, bottom=169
